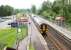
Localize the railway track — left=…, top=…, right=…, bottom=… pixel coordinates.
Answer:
left=31, top=16, right=71, bottom=50
left=43, top=34, right=58, bottom=50
left=31, top=17, right=58, bottom=50
left=46, top=24, right=71, bottom=50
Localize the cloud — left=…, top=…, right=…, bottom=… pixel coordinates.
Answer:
left=0, top=0, right=54, bottom=9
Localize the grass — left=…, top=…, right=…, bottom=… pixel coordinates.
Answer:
left=0, top=24, right=27, bottom=49
left=29, top=43, right=35, bottom=50
left=18, top=24, right=28, bottom=40
left=0, top=28, right=16, bottom=47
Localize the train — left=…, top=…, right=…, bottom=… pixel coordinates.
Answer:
left=39, top=23, right=48, bottom=36
left=31, top=15, right=48, bottom=37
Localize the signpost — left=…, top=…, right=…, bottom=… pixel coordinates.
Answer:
left=17, top=17, right=28, bottom=22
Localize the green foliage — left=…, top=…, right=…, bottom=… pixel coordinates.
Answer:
left=0, top=25, right=27, bottom=49
left=31, top=5, right=36, bottom=14
left=14, top=9, right=31, bottom=14
left=0, top=28, right=16, bottom=49
left=0, top=42, right=6, bottom=50
left=38, top=0, right=71, bottom=25
left=38, top=1, right=53, bottom=17
left=0, top=5, right=14, bottom=16
left=29, top=43, right=35, bottom=50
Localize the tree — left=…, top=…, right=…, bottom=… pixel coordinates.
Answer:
left=5, top=5, right=14, bottom=15
left=38, top=1, right=53, bottom=17
left=31, top=5, right=36, bottom=14
left=38, top=0, right=71, bottom=26
left=0, top=5, right=14, bottom=16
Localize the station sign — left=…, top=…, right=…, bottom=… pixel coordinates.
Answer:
left=17, top=17, right=28, bottom=23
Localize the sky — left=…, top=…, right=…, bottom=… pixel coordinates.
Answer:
left=0, top=0, right=54, bottom=9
